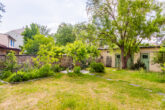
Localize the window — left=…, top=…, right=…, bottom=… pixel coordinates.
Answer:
left=10, top=40, right=12, bottom=47
left=13, top=41, right=14, bottom=47
left=117, top=55, right=120, bottom=58
left=143, top=55, right=148, bottom=59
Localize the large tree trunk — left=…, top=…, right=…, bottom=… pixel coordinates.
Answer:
left=121, top=47, right=130, bottom=69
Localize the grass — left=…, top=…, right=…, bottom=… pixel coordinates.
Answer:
left=0, top=68, right=165, bottom=110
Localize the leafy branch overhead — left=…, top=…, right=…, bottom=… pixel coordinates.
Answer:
left=87, top=0, right=165, bottom=69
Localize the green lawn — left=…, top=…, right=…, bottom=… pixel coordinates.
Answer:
left=0, top=68, right=165, bottom=110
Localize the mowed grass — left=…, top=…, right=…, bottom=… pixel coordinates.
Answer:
left=0, top=69, right=165, bottom=110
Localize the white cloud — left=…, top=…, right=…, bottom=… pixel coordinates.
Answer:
left=0, top=0, right=88, bottom=33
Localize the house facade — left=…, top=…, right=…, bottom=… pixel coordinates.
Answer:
left=0, top=34, right=16, bottom=48
left=100, top=46, right=162, bottom=72
left=6, top=28, right=24, bottom=49
left=0, top=34, right=20, bottom=55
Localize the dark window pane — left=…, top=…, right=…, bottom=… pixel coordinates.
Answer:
left=117, top=55, right=120, bottom=58
left=143, top=55, right=148, bottom=59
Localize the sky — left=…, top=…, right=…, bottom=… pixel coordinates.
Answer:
left=0, top=0, right=88, bottom=33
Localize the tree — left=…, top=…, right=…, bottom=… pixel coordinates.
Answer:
left=87, top=0, right=165, bottom=69
left=0, top=2, right=5, bottom=21
left=22, top=34, right=55, bottom=55
left=37, top=24, right=51, bottom=36
left=74, top=22, right=97, bottom=44
left=33, top=42, right=64, bottom=67
left=22, top=23, right=40, bottom=44
left=54, top=23, right=76, bottom=46
left=65, top=40, right=100, bottom=66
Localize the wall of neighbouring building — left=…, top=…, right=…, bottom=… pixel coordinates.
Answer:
left=0, top=34, right=8, bottom=47
left=0, top=49, right=20, bottom=55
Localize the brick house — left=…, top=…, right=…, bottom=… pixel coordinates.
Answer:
left=0, top=34, right=21, bottom=55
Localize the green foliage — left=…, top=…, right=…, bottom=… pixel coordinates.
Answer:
left=37, top=24, right=50, bottom=36
left=4, top=51, right=18, bottom=72
left=33, top=42, right=64, bottom=67
left=74, top=23, right=98, bottom=45
left=65, top=40, right=100, bottom=66
left=87, top=0, right=165, bottom=69
left=54, top=23, right=76, bottom=46
left=21, top=61, right=33, bottom=72
left=37, top=64, right=53, bottom=78
left=131, top=59, right=146, bottom=70
left=154, top=46, right=165, bottom=73
left=68, top=72, right=81, bottom=77
left=22, top=34, right=55, bottom=55
left=52, top=64, right=61, bottom=73
left=1, top=71, right=12, bottom=79
left=73, top=66, right=81, bottom=74
left=90, top=62, right=105, bottom=73
left=7, top=64, right=54, bottom=83
left=22, top=23, right=40, bottom=44
left=132, top=70, right=165, bottom=83
left=8, top=73, right=24, bottom=83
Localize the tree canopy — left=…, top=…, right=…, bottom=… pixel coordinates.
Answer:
left=38, top=24, right=51, bottom=36
left=87, top=0, right=165, bottom=69
left=54, top=23, right=76, bottom=46
left=0, top=2, right=5, bottom=21
left=65, top=40, right=100, bottom=66
left=22, top=23, right=40, bottom=44
left=74, top=22, right=97, bottom=44
left=22, top=34, right=55, bottom=55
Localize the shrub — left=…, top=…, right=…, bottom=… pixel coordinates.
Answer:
left=1, top=71, right=12, bottom=79
left=131, top=59, right=146, bottom=70
left=4, top=51, right=18, bottom=72
left=90, top=62, right=105, bottom=73
left=73, top=66, right=81, bottom=74
left=68, top=72, right=78, bottom=77
left=22, top=61, right=32, bottom=72
left=38, top=64, right=53, bottom=78
left=52, top=64, right=61, bottom=72
left=8, top=73, right=24, bottom=83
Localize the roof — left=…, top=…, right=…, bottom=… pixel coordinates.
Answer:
left=0, top=33, right=16, bottom=41
left=99, top=45, right=162, bottom=50
left=6, top=28, right=25, bottom=35
left=0, top=44, right=21, bottom=51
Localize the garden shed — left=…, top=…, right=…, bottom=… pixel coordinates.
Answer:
left=100, top=46, right=162, bottom=72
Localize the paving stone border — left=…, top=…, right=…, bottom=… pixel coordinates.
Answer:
left=0, top=80, right=9, bottom=84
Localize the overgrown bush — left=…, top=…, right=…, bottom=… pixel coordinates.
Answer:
left=21, top=61, right=32, bottom=72
left=52, top=64, right=61, bottom=72
left=4, top=51, right=18, bottom=72
left=1, top=71, right=12, bottom=79
left=131, top=59, right=146, bottom=70
left=8, top=73, right=24, bottom=83
left=73, top=66, right=81, bottom=74
left=90, top=62, right=105, bottom=73
left=38, top=64, right=53, bottom=78
left=7, top=64, right=55, bottom=83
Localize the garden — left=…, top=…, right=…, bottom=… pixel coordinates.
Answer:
left=0, top=0, right=165, bottom=109
left=1, top=68, right=165, bottom=110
